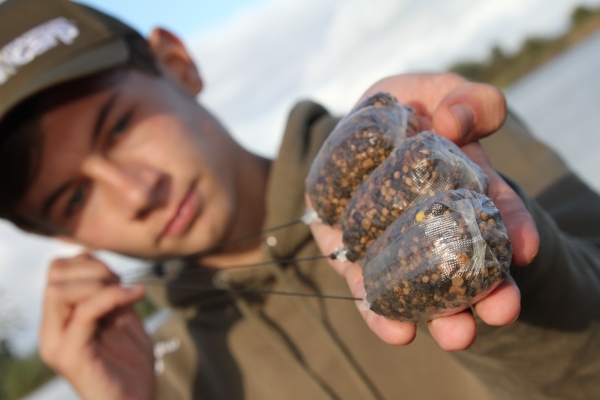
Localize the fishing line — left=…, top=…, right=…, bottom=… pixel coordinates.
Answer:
left=119, top=210, right=355, bottom=302
left=121, top=251, right=353, bottom=302
left=120, top=253, right=343, bottom=283
left=182, top=208, right=321, bottom=258
left=122, top=255, right=326, bottom=282
left=139, top=279, right=362, bottom=302
left=189, top=218, right=304, bottom=258
left=121, top=209, right=333, bottom=283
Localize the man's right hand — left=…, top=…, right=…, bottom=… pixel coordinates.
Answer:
left=39, top=254, right=155, bottom=400
left=309, top=73, right=539, bottom=351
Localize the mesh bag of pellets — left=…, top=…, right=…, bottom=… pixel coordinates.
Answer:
left=361, top=189, right=512, bottom=323
left=340, top=131, right=488, bottom=262
left=305, top=92, right=419, bottom=225
left=304, top=92, right=511, bottom=323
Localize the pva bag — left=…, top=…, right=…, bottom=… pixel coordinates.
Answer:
left=306, top=92, right=418, bottom=225
left=341, top=131, right=488, bottom=262
left=362, top=189, right=511, bottom=323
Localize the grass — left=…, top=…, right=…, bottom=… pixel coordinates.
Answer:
left=0, top=347, right=55, bottom=400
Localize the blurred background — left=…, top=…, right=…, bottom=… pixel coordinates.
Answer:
left=1, top=0, right=599, bottom=398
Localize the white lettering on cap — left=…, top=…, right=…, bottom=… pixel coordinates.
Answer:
left=0, top=17, right=79, bottom=85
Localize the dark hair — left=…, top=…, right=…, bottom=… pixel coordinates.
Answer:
left=0, top=34, right=161, bottom=235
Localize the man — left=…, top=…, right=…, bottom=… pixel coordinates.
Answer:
left=1, top=0, right=599, bottom=399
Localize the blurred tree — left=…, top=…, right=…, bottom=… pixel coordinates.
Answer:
left=450, top=5, right=600, bottom=87
left=572, top=5, right=594, bottom=25
left=0, top=350, right=55, bottom=400
left=0, top=288, right=55, bottom=400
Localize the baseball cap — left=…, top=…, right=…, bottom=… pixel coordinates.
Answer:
left=0, top=0, right=142, bottom=123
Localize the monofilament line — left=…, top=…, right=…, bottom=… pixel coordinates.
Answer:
left=190, top=218, right=304, bottom=258
left=120, top=254, right=337, bottom=283
left=140, top=280, right=363, bottom=301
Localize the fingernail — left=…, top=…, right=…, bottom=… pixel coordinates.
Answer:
left=449, top=104, right=474, bottom=139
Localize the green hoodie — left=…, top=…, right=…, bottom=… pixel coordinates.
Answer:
left=146, top=101, right=600, bottom=400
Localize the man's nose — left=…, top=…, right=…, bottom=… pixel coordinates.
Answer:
left=82, top=156, right=168, bottom=218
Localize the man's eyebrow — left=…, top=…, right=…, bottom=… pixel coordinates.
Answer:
left=92, top=91, right=120, bottom=144
left=41, top=181, right=70, bottom=219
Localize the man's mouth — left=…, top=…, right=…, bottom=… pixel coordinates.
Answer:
left=162, top=182, right=199, bottom=238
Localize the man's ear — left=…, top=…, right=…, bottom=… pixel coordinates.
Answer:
left=147, top=28, right=203, bottom=96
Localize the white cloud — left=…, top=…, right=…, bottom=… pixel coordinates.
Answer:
left=191, top=0, right=600, bottom=157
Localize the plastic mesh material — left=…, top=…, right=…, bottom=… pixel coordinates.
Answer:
left=362, top=189, right=511, bottom=323
left=340, top=131, right=488, bottom=262
left=305, top=92, right=418, bottom=225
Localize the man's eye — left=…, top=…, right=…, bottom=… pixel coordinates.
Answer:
left=65, top=185, right=87, bottom=216
left=110, top=111, right=132, bottom=140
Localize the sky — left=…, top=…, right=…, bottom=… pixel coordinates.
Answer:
left=2, top=0, right=600, bottom=356
left=77, top=0, right=271, bottom=37
left=188, top=0, right=600, bottom=157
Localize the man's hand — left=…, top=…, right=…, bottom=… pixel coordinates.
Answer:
left=39, top=254, right=155, bottom=400
left=308, top=73, right=539, bottom=351
left=359, top=73, right=507, bottom=147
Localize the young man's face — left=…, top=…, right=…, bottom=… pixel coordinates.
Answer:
left=18, top=70, right=241, bottom=259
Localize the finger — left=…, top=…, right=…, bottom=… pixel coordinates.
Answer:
left=308, top=221, right=349, bottom=275
left=358, top=73, right=466, bottom=112
left=432, top=82, right=506, bottom=145
left=308, top=214, right=418, bottom=345
left=461, top=143, right=540, bottom=266
left=65, top=285, right=145, bottom=349
left=473, top=275, right=520, bottom=326
left=47, top=278, right=121, bottom=308
left=305, top=194, right=352, bottom=276
left=48, top=254, right=119, bottom=285
left=358, top=73, right=506, bottom=145
left=40, top=284, right=144, bottom=370
left=486, top=170, right=539, bottom=266
left=98, top=307, right=154, bottom=364
left=96, top=326, right=155, bottom=378
left=344, top=260, right=417, bottom=345
left=427, top=309, right=477, bottom=351
left=39, top=295, right=66, bottom=366
left=41, top=284, right=107, bottom=355
left=42, top=256, right=120, bottom=339
left=362, top=310, right=417, bottom=346
left=114, top=308, right=155, bottom=356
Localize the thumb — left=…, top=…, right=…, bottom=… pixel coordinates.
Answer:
left=432, top=82, right=507, bottom=145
